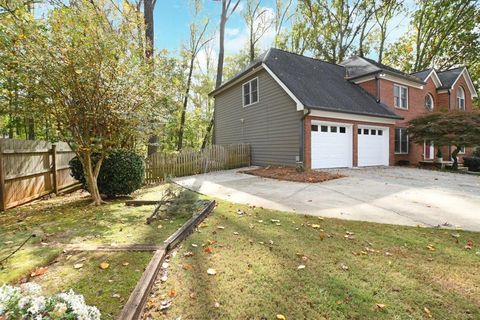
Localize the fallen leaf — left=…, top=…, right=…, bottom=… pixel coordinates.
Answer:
left=112, top=293, right=120, bottom=298
left=376, top=303, right=386, bottom=310
left=207, top=268, right=216, bottom=275
left=426, top=244, right=435, bottom=251
left=191, top=243, right=198, bottom=247
left=423, top=307, right=432, bottom=318
left=311, top=224, right=321, bottom=229
left=122, top=262, right=129, bottom=266
left=465, top=240, right=474, bottom=250
left=276, top=315, right=286, bottom=320
left=30, top=267, right=48, bottom=277
left=341, top=264, right=349, bottom=271
left=297, top=264, right=306, bottom=270
left=214, top=301, right=220, bottom=308
left=184, top=251, right=195, bottom=257
left=157, top=225, right=163, bottom=229
left=183, top=263, right=193, bottom=270
left=159, top=300, right=172, bottom=310
left=319, top=232, right=325, bottom=241
left=233, top=232, right=239, bottom=235
left=169, top=288, right=177, bottom=297
left=99, top=262, right=109, bottom=270
left=162, top=262, right=169, bottom=269
left=189, top=292, right=196, bottom=299
left=161, top=276, right=168, bottom=282
left=204, top=247, right=213, bottom=254
left=74, top=263, right=84, bottom=269
left=65, top=255, right=72, bottom=261
left=217, top=226, right=225, bottom=230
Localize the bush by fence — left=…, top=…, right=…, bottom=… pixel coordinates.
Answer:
left=145, top=144, right=250, bottom=183
left=0, top=139, right=79, bottom=210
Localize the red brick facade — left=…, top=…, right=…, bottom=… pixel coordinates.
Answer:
left=358, top=73, right=475, bottom=165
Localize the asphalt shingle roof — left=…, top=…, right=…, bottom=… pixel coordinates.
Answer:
left=211, top=48, right=402, bottom=120
left=437, top=67, right=464, bottom=89
left=411, top=68, right=433, bottom=81
left=263, top=49, right=401, bottom=119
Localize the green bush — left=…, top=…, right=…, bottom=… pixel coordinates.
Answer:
left=463, top=156, right=480, bottom=172
left=473, top=147, right=480, bottom=158
left=69, top=150, right=145, bottom=197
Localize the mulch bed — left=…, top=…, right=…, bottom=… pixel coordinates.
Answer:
left=240, top=166, right=344, bottom=183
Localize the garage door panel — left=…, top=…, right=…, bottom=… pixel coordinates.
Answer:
left=358, top=127, right=389, bottom=167
left=311, top=123, right=352, bottom=169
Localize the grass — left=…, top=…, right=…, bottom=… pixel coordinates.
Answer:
left=0, top=185, right=197, bottom=319
left=144, top=200, right=480, bottom=320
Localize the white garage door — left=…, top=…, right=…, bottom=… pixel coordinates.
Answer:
left=357, top=126, right=389, bottom=167
left=311, top=122, right=352, bottom=169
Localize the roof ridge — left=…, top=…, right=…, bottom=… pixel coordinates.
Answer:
left=437, top=66, right=465, bottom=74
left=268, top=47, right=345, bottom=69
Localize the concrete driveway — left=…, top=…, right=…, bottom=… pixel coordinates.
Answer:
left=174, top=167, right=480, bottom=231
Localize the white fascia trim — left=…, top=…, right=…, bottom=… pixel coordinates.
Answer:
left=308, top=109, right=397, bottom=125
left=350, top=75, right=376, bottom=84
left=379, top=73, right=424, bottom=89
left=451, top=68, right=478, bottom=98
left=212, top=65, right=264, bottom=97
left=425, top=70, right=442, bottom=88
left=262, top=63, right=305, bottom=111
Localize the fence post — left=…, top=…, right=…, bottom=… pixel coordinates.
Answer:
left=0, top=145, right=5, bottom=211
left=52, top=144, right=58, bottom=195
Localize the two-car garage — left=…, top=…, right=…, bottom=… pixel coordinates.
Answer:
left=310, top=121, right=389, bottom=169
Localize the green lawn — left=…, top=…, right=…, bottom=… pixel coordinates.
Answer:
left=144, top=200, right=480, bottom=320
left=0, top=185, right=195, bottom=319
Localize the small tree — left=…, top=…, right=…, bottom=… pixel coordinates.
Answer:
left=409, top=111, right=480, bottom=170
left=8, top=0, right=161, bottom=204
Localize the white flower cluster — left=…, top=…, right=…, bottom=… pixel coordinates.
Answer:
left=0, top=283, right=100, bottom=320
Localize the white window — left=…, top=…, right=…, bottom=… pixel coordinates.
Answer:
left=394, top=84, right=408, bottom=109
left=458, top=146, right=465, bottom=154
left=242, top=77, right=258, bottom=107
left=457, top=87, right=465, bottom=110
left=395, top=128, right=409, bottom=154
left=425, top=94, right=434, bottom=111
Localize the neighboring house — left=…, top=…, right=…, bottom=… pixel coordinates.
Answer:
left=210, top=48, right=478, bottom=169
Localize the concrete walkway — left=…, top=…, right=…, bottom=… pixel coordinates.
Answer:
left=175, top=166, right=480, bottom=231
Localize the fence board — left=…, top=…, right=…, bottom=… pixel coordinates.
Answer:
left=145, top=144, right=250, bottom=183
left=0, top=139, right=79, bottom=210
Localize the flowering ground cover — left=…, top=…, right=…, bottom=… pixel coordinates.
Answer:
left=0, top=184, right=196, bottom=319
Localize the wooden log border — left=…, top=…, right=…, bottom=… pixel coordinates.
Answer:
left=118, top=200, right=216, bottom=320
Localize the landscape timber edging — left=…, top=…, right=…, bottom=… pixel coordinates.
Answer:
left=117, top=199, right=216, bottom=320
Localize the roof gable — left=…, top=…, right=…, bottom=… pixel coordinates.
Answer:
left=437, top=67, right=478, bottom=98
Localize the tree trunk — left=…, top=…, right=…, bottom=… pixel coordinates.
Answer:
left=202, top=0, right=228, bottom=148
left=451, top=147, right=460, bottom=170
left=82, top=152, right=105, bottom=205
left=144, top=0, right=154, bottom=59
left=177, top=57, right=195, bottom=151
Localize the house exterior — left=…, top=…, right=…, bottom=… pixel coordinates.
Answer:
left=210, top=48, right=478, bottom=169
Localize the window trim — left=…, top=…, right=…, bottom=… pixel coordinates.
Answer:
left=395, top=127, right=409, bottom=154
left=242, top=77, right=259, bottom=107
left=456, top=86, right=465, bottom=110
left=393, top=84, right=409, bottom=110
left=425, top=93, right=434, bottom=111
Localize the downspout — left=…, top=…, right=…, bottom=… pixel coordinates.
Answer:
left=448, top=89, right=451, bottom=160
left=375, top=74, right=380, bottom=102
left=300, top=109, right=311, bottom=167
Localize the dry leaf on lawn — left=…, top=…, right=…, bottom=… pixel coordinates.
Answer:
left=30, top=267, right=48, bottom=277
left=99, top=262, right=109, bottom=270
left=424, top=307, right=432, bottom=318
left=73, top=263, right=84, bottom=269
left=183, top=263, right=193, bottom=270
left=169, top=288, right=177, bottom=297
left=122, top=262, right=129, bottom=266
left=376, top=303, right=386, bottom=310
left=207, top=268, right=216, bottom=275
left=297, top=265, right=306, bottom=270
left=276, top=315, right=286, bottom=320
left=204, top=247, right=213, bottom=254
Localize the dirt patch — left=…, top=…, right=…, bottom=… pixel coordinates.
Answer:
left=240, top=166, right=344, bottom=183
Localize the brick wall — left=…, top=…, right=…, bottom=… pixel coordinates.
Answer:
left=360, top=74, right=475, bottom=165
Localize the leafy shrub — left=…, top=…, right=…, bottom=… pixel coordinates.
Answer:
left=463, top=156, right=480, bottom=172
left=0, top=283, right=100, bottom=319
left=69, top=150, right=145, bottom=197
left=473, top=147, right=480, bottom=158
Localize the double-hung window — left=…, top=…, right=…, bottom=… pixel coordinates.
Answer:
left=243, top=78, right=258, bottom=107
left=394, top=84, right=408, bottom=109
left=457, top=87, right=465, bottom=110
left=395, top=128, right=409, bottom=154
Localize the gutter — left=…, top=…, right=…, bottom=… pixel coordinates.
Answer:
left=300, top=109, right=311, bottom=167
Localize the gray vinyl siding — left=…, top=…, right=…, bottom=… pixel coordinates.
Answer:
left=214, top=69, right=302, bottom=166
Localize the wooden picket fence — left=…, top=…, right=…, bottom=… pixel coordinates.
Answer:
left=0, top=139, right=79, bottom=211
left=145, top=144, right=251, bottom=183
